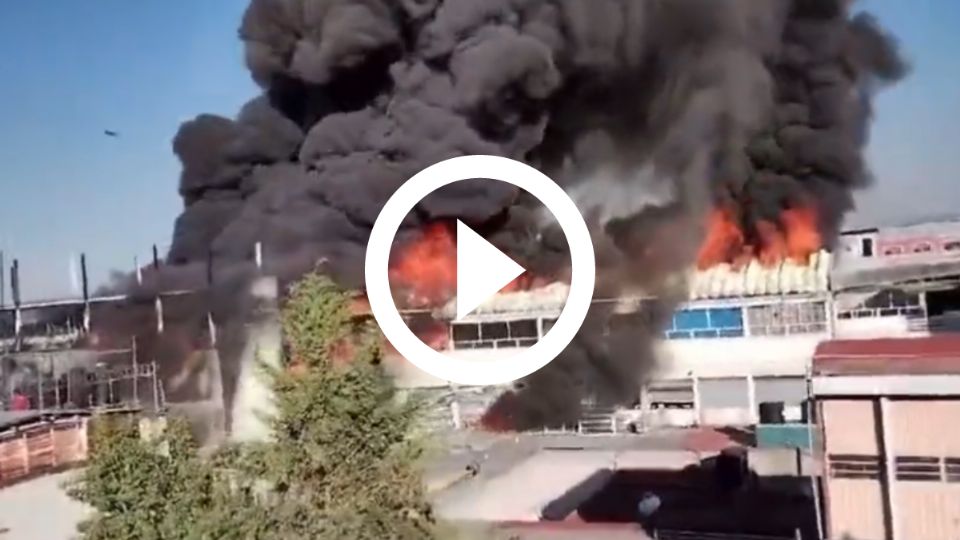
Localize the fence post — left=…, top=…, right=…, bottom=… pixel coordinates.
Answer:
left=50, top=424, right=57, bottom=467
left=20, top=431, right=30, bottom=478
left=132, top=336, right=139, bottom=405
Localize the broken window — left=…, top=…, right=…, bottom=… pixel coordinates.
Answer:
left=508, top=319, right=538, bottom=339
left=479, top=322, right=508, bottom=340
left=452, top=318, right=541, bottom=350
left=451, top=323, right=479, bottom=343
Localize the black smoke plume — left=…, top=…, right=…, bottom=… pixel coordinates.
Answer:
left=158, top=0, right=904, bottom=430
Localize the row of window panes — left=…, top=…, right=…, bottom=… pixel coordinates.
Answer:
left=829, top=454, right=960, bottom=483
left=745, top=302, right=827, bottom=336
left=666, top=328, right=745, bottom=340
left=669, top=307, right=744, bottom=333
left=894, top=456, right=960, bottom=482
left=451, top=303, right=827, bottom=346
left=837, top=307, right=925, bottom=320
left=747, top=302, right=827, bottom=325
left=883, top=240, right=960, bottom=256
left=828, top=454, right=882, bottom=480
left=749, top=322, right=828, bottom=336
left=451, top=319, right=541, bottom=349
left=453, top=338, right=539, bottom=350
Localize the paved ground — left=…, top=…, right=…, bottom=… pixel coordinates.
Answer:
left=0, top=471, right=89, bottom=540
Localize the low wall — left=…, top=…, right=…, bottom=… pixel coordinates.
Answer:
left=0, top=416, right=88, bottom=487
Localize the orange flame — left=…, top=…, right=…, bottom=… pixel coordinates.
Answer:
left=388, top=221, right=534, bottom=307
left=389, top=222, right=458, bottom=307
left=697, top=206, right=821, bottom=269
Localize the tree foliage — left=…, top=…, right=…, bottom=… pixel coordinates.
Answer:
left=69, top=272, right=442, bottom=539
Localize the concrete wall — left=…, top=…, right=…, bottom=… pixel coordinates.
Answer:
left=653, top=334, right=821, bottom=379
left=821, top=398, right=960, bottom=540
left=888, top=399, right=960, bottom=540
left=826, top=478, right=887, bottom=540
left=835, top=315, right=919, bottom=339
left=822, top=399, right=879, bottom=455
left=888, top=399, right=960, bottom=456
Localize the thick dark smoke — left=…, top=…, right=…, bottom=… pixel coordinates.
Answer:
left=158, top=0, right=904, bottom=429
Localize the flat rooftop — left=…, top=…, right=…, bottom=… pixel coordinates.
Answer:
left=814, top=335, right=960, bottom=376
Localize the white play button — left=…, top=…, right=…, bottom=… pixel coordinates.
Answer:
left=455, top=220, right=526, bottom=321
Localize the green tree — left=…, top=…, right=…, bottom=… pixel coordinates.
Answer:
left=67, top=415, right=232, bottom=540
left=234, top=272, right=439, bottom=539
left=69, top=272, right=442, bottom=540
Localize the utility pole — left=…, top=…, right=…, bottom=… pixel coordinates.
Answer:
left=0, top=249, right=5, bottom=308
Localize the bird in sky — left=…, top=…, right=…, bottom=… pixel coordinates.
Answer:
left=103, top=129, right=119, bottom=137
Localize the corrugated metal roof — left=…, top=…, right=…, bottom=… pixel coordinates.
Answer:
left=439, top=282, right=570, bottom=320
left=686, top=250, right=831, bottom=300
left=813, top=336, right=960, bottom=376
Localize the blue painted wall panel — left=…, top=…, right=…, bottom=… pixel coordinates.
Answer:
left=673, top=309, right=708, bottom=331
left=707, top=307, right=743, bottom=329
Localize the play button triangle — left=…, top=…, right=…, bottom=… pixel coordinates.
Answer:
left=456, top=220, right=526, bottom=321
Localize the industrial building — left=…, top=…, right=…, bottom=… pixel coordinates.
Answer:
left=812, top=336, right=960, bottom=540
left=4, top=220, right=960, bottom=538
left=394, top=219, right=960, bottom=432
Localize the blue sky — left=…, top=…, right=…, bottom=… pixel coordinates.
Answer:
left=0, top=0, right=957, bottom=301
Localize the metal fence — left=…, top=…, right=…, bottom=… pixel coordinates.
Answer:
left=1, top=338, right=164, bottom=415
left=0, top=415, right=88, bottom=487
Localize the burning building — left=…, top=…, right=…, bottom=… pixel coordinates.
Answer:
left=62, top=0, right=905, bottom=434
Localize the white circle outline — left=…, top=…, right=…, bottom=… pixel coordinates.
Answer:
left=365, top=155, right=595, bottom=386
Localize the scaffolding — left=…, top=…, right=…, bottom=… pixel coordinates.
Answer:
left=0, top=337, right=164, bottom=415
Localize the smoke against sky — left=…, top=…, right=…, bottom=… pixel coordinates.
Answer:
left=0, top=0, right=954, bottom=302
left=171, top=0, right=903, bottom=287
left=145, top=0, right=904, bottom=428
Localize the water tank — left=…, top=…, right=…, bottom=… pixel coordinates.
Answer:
left=759, top=401, right=785, bottom=424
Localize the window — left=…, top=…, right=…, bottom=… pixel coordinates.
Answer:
left=0, top=310, right=14, bottom=339
left=542, top=318, right=557, bottom=334
left=646, top=380, right=695, bottom=409
left=945, top=241, right=960, bottom=252
left=747, top=301, right=827, bottom=336
left=839, top=290, right=925, bottom=320
left=452, top=318, right=543, bottom=350
left=895, top=456, right=941, bottom=481
left=479, top=322, right=508, bottom=340
left=664, top=306, right=745, bottom=339
left=708, top=307, right=743, bottom=329
left=828, top=454, right=882, bottom=480
left=508, top=319, right=538, bottom=339
left=861, top=237, right=874, bottom=257
left=451, top=323, right=479, bottom=342
left=884, top=246, right=903, bottom=256
left=913, top=243, right=933, bottom=253
left=673, top=309, right=708, bottom=331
